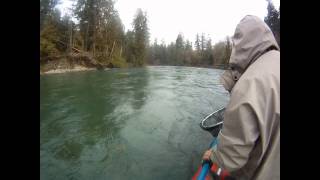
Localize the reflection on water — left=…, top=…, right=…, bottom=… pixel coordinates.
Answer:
left=40, top=66, right=229, bottom=180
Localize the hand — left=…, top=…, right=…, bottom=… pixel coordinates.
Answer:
left=202, top=149, right=213, bottom=161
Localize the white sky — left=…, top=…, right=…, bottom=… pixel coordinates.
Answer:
left=57, top=0, right=280, bottom=45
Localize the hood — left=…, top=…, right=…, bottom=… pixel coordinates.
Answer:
left=221, top=15, right=279, bottom=92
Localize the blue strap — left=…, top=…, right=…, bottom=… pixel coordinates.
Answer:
left=208, top=137, right=218, bottom=149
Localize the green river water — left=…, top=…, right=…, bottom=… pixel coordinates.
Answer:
left=40, top=66, right=229, bottom=180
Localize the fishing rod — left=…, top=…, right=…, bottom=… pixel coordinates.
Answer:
left=192, top=138, right=218, bottom=180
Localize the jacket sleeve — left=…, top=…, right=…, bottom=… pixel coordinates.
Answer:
left=210, top=77, right=260, bottom=172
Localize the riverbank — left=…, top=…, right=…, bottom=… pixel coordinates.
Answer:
left=146, top=64, right=228, bottom=70
left=40, top=54, right=107, bottom=75
left=41, top=65, right=98, bottom=75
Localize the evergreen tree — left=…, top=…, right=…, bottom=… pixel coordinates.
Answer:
left=175, top=33, right=185, bottom=65
left=40, top=0, right=60, bottom=30
left=264, top=0, right=280, bottom=46
left=195, top=33, right=201, bottom=53
left=132, top=8, right=149, bottom=66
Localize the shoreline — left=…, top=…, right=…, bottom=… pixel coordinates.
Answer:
left=40, top=65, right=226, bottom=75
left=41, top=66, right=97, bottom=75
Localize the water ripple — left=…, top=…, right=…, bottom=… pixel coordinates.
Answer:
left=40, top=66, right=229, bottom=180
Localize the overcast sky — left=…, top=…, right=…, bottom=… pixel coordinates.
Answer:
left=57, top=0, right=280, bottom=45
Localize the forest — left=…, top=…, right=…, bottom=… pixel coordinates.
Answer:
left=40, top=0, right=279, bottom=72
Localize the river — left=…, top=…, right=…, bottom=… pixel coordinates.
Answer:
left=40, top=66, right=229, bottom=180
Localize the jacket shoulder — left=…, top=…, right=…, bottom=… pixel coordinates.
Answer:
left=235, top=50, right=279, bottom=90
left=247, top=50, right=280, bottom=78
left=230, top=50, right=280, bottom=109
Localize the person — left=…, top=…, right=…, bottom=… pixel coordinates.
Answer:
left=201, top=15, right=280, bottom=180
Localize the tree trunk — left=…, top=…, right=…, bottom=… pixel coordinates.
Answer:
left=68, top=21, right=73, bottom=53
left=109, top=41, right=116, bottom=59
left=85, top=23, right=89, bottom=51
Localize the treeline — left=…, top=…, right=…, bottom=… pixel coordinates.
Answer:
left=146, top=34, right=232, bottom=68
left=40, top=0, right=279, bottom=70
left=40, top=0, right=149, bottom=68
left=146, top=0, right=280, bottom=68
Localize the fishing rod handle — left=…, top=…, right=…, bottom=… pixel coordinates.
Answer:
left=197, top=138, right=218, bottom=180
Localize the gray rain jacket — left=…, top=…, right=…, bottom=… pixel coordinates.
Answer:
left=210, top=15, right=280, bottom=180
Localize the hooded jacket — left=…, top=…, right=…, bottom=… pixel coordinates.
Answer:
left=210, top=15, right=280, bottom=180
